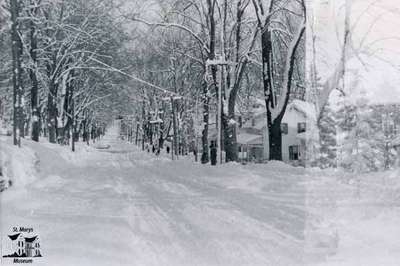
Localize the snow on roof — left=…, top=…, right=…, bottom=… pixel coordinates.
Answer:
left=237, top=133, right=263, bottom=145
left=288, top=100, right=317, bottom=121
left=242, top=100, right=316, bottom=129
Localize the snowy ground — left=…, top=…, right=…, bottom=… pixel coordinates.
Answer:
left=309, top=168, right=400, bottom=266
left=1, top=126, right=400, bottom=265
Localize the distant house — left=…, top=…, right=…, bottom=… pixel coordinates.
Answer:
left=238, top=99, right=316, bottom=165
left=237, top=102, right=265, bottom=162
left=200, top=99, right=316, bottom=164
left=7, top=233, right=41, bottom=257
left=237, top=132, right=264, bottom=163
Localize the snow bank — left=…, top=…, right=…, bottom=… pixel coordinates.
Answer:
left=0, top=137, right=39, bottom=190
left=307, top=167, right=400, bottom=265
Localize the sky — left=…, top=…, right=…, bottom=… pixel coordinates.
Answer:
left=313, top=0, right=400, bottom=104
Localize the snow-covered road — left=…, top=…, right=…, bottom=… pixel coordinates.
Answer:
left=1, top=131, right=312, bottom=266
left=2, top=130, right=400, bottom=266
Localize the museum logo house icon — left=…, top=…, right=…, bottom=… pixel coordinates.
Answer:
left=3, top=233, right=41, bottom=258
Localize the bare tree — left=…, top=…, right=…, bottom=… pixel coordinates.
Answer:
left=10, top=0, right=23, bottom=146
left=252, top=0, right=306, bottom=160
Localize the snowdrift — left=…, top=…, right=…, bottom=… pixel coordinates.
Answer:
left=0, top=137, right=39, bottom=191
left=307, top=167, right=400, bottom=265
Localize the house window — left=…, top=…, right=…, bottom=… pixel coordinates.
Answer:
left=297, top=122, right=306, bottom=133
left=289, top=145, right=299, bottom=160
left=281, top=123, right=288, bottom=135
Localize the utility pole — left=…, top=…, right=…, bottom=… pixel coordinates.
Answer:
left=204, top=14, right=233, bottom=164
left=218, top=14, right=226, bottom=164
left=206, top=57, right=228, bottom=165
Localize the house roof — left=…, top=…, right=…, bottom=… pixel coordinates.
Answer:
left=288, top=100, right=317, bottom=121
left=8, top=233, right=21, bottom=241
left=242, top=100, right=316, bottom=130
left=25, top=236, right=38, bottom=243
left=242, top=114, right=266, bottom=130
left=237, top=133, right=263, bottom=145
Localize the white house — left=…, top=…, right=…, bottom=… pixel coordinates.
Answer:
left=238, top=99, right=316, bottom=164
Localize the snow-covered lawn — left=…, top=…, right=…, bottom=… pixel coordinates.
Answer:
left=309, top=168, right=400, bottom=266
left=1, top=131, right=399, bottom=265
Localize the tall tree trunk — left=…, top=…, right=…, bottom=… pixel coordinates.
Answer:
left=201, top=80, right=210, bottom=164
left=224, top=94, right=238, bottom=162
left=224, top=1, right=258, bottom=162
left=269, top=118, right=282, bottom=160
left=68, top=69, right=75, bottom=149
left=224, top=63, right=249, bottom=162
left=61, top=67, right=74, bottom=144
left=10, top=0, right=23, bottom=146
left=71, top=105, right=76, bottom=152
left=261, top=28, right=280, bottom=160
left=47, top=80, right=57, bottom=143
left=135, top=123, right=139, bottom=145
left=30, top=9, right=40, bottom=142
left=158, top=101, right=166, bottom=149
left=171, top=96, right=178, bottom=157
left=201, top=0, right=217, bottom=164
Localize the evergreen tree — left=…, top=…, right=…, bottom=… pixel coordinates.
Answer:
left=337, top=97, right=386, bottom=172
left=318, top=102, right=337, bottom=168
